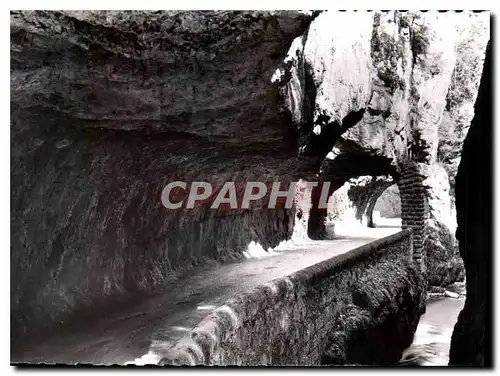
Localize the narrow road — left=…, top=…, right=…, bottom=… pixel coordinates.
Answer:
left=13, top=225, right=400, bottom=365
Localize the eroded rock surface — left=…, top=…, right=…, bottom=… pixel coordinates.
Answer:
left=449, top=41, right=492, bottom=367
left=11, top=10, right=316, bottom=340
left=281, top=11, right=489, bottom=285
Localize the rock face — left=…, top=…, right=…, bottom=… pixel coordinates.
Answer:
left=11, top=10, right=316, bottom=340
left=10, top=10, right=489, bottom=350
left=449, top=42, right=492, bottom=366
left=439, top=15, right=490, bottom=192
left=422, top=164, right=464, bottom=286
left=281, top=11, right=488, bottom=284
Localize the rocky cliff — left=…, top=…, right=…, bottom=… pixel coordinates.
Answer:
left=449, top=41, right=492, bottom=367
left=10, top=10, right=489, bottom=344
left=11, top=10, right=316, bottom=340
left=280, top=11, right=488, bottom=285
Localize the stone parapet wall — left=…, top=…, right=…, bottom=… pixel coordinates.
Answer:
left=161, top=229, right=423, bottom=366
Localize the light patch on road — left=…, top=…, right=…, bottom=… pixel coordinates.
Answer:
left=243, top=241, right=279, bottom=259
left=171, top=325, right=190, bottom=331
left=197, top=305, right=217, bottom=311
left=124, top=350, right=161, bottom=366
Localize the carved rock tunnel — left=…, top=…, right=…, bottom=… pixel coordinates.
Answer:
left=306, top=150, right=427, bottom=276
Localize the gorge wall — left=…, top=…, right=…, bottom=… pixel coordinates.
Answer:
left=11, top=11, right=316, bottom=340
left=10, top=10, right=489, bottom=344
left=160, top=230, right=424, bottom=366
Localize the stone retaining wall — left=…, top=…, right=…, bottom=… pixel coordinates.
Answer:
left=398, top=165, right=428, bottom=273
left=160, top=229, right=424, bottom=366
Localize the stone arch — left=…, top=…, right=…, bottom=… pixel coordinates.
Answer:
left=307, top=152, right=398, bottom=239
left=371, top=183, right=401, bottom=220
left=308, top=154, right=428, bottom=274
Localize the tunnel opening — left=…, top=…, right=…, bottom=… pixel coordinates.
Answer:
left=306, top=149, right=400, bottom=240
left=319, top=175, right=403, bottom=241
left=369, top=183, right=402, bottom=228
left=305, top=151, right=428, bottom=278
